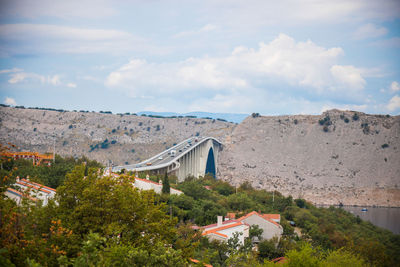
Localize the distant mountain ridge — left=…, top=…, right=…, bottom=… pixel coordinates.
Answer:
left=137, top=111, right=248, bottom=124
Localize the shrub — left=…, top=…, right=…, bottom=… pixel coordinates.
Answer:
left=352, top=113, right=359, bottom=121
left=381, top=143, right=389, bottom=149
left=112, top=129, right=116, bottom=133
left=69, top=125, right=73, bottom=129
left=344, top=118, right=349, bottom=123
left=294, top=119, right=298, bottom=125
left=111, top=140, right=117, bottom=145
left=33, top=128, right=37, bottom=132
left=251, top=113, right=260, bottom=118
left=323, top=126, right=329, bottom=132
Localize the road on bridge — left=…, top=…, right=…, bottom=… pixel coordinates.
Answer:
left=112, top=136, right=207, bottom=173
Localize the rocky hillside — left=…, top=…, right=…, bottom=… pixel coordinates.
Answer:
left=218, top=110, right=400, bottom=207
left=0, top=106, right=234, bottom=166
left=1, top=106, right=399, bottom=206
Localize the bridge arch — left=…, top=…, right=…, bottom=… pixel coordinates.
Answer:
left=112, top=137, right=221, bottom=182
left=205, top=147, right=216, bottom=178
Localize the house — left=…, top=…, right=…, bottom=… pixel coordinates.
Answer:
left=134, top=177, right=183, bottom=195
left=237, top=211, right=283, bottom=241
left=5, top=187, right=37, bottom=204
left=5, top=178, right=56, bottom=205
left=201, top=216, right=249, bottom=245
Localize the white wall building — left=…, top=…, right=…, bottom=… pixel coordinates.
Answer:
left=134, top=177, right=183, bottom=195
left=202, top=216, right=250, bottom=245
left=6, top=178, right=56, bottom=206
left=237, top=211, right=283, bottom=241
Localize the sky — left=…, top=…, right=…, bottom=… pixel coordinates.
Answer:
left=0, top=0, right=399, bottom=116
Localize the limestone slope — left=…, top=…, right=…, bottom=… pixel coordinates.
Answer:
left=0, top=106, right=234, bottom=166
left=218, top=110, right=400, bottom=207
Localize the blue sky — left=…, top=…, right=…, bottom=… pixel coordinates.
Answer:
left=0, top=0, right=399, bottom=115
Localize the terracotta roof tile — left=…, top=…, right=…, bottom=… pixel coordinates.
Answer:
left=202, top=222, right=245, bottom=236
left=17, top=181, right=52, bottom=194
left=21, top=179, right=56, bottom=192
left=238, top=211, right=281, bottom=227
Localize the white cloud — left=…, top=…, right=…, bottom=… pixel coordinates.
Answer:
left=387, top=95, right=400, bottom=111
left=173, top=24, right=217, bottom=38
left=330, top=65, right=366, bottom=90
left=0, top=24, right=156, bottom=55
left=0, top=0, right=117, bottom=19
left=390, top=81, right=400, bottom=92
left=7, top=70, right=63, bottom=86
left=204, top=0, right=400, bottom=31
left=67, top=83, right=77, bottom=88
left=353, top=23, right=387, bottom=40
left=48, top=75, right=60, bottom=86
left=107, top=34, right=365, bottom=99
left=4, top=97, right=16, bottom=106
left=0, top=68, right=23, bottom=74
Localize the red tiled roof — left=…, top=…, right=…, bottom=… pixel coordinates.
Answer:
left=226, top=212, right=236, bottom=219
left=202, top=222, right=245, bottom=236
left=203, top=219, right=239, bottom=229
left=262, top=214, right=280, bottom=221
left=237, top=211, right=281, bottom=227
left=189, top=258, right=213, bottom=267
left=21, top=179, right=56, bottom=192
left=207, top=232, right=228, bottom=238
left=6, top=188, right=38, bottom=202
left=17, top=181, right=52, bottom=194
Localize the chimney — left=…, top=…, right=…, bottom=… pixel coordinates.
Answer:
left=217, top=216, right=223, bottom=227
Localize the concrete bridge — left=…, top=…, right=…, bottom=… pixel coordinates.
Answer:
left=112, top=136, right=222, bottom=181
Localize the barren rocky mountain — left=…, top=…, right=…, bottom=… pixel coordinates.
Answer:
left=1, top=106, right=399, bottom=206
left=0, top=106, right=234, bottom=166
left=218, top=110, right=400, bottom=207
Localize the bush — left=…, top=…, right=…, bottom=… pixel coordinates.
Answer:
left=294, top=119, right=298, bottom=125
left=352, top=113, right=359, bottom=121
left=251, top=113, right=260, bottom=118
left=323, top=126, right=329, bottom=132
left=344, top=118, right=349, bottom=123
left=381, top=143, right=389, bottom=149
left=319, top=116, right=331, bottom=126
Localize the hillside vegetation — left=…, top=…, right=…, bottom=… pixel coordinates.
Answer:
left=1, top=155, right=399, bottom=266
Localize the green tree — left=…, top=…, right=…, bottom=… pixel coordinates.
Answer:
left=162, top=172, right=170, bottom=194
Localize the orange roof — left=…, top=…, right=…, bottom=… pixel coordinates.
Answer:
left=238, top=211, right=281, bottom=227
left=6, top=188, right=38, bottom=202
left=21, top=179, right=56, bottom=192
left=2, top=152, right=53, bottom=160
left=17, top=181, right=52, bottom=194
left=226, top=212, right=236, bottom=219
left=262, top=214, right=280, bottom=221
left=203, top=219, right=239, bottom=229
left=202, top=222, right=245, bottom=236
left=189, top=258, right=213, bottom=267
